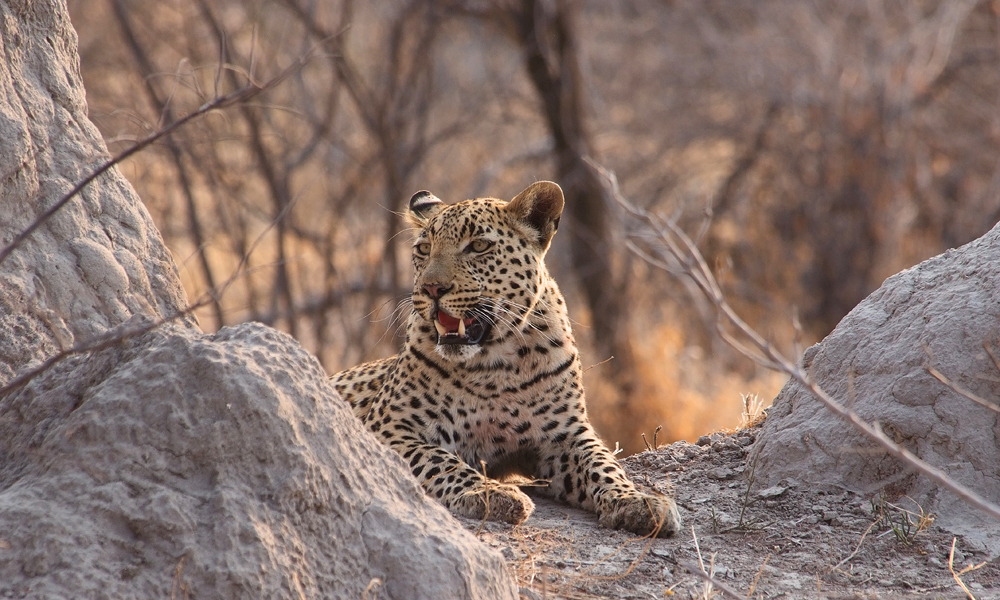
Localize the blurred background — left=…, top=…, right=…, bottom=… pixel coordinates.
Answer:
left=67, top=0, right=1000, bottom=454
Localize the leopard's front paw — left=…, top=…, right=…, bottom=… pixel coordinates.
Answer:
left=599, top=493, right=681, bottom=537
left=453, top=482, right=535, bottom=525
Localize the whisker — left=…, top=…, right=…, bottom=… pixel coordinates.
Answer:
left=479, top=304, right=533, bottom=346
left=388, top=226, right=422, bottom=243
left=373, top=297, right=415, bottom=346
left=364, top=292, right=412, bottom=322
left=490, top=298, right=560, bottom=344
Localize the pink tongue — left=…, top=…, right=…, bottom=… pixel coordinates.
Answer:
left=438, top=311, right=461, bottom=332
left=437, top=311, right=473, bottom=333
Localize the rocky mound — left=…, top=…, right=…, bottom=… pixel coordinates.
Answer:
left=750, top=221, right=1000, bottom=557
left=0, top=321, right=516, bottom=599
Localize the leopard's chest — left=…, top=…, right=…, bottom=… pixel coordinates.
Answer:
left=384, top=291, right=580, bottom=465
left=394, top=359, right=576, bottom=466
left=440, top=406, right=523, bottom=463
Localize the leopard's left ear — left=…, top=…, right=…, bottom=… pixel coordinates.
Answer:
left=407, top=191, right=445, bottom=227
left=505, top=181, right=564, bottom=249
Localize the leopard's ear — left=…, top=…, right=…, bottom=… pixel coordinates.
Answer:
left=407, top=191, right=445, bottom=227
left=505, top=181, right=564, bottom=248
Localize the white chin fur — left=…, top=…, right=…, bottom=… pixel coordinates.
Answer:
left=435, top=343, right=483, bottom=362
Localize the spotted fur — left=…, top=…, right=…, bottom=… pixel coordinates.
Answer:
left=333, top=181, right=680, bottom=536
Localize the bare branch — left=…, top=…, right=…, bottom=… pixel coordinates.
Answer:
left=112, top=0, right=226, bottom=328
left=195, top=0, right=299, bottom=337
left=0, top=308, right=197, bottom=400
left=678, top=559, right=746, bottom=600
left=1, top=156, right=298, bottom=401
left=590, top=159, right=1000, bottom=522
left=0, top=38, right=318, bottom=268
left=710, top=101, right=780, bottom=216
left=925, top=362, right=1000, bottom=416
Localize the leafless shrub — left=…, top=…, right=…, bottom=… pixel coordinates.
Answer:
left=595, top=161, right=1000, bottom=521
left=66, top=0, right=1000, bottom=451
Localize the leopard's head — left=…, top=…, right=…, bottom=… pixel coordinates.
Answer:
left=406, top=181, right=564, bottom=362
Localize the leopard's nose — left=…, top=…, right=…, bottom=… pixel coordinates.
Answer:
left=422, top=283, right=452, bottom=299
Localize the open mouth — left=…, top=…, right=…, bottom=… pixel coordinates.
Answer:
left=432, top=309, right=489, bottom=345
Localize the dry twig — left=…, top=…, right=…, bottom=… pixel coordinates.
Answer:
left=679, top=525, right=744, bottom=600
left=589, top=159, right=1000, bottom=522
left=746, top=554, right=769, bottom=598
left=925, top=363, right=1000, bottom=415
left=170, top=555, right=188, bottom=600
left=0, top=38, right=319, bottom=269
left=827, top=518, right=880, bottom=574
left=1, top=171, right=298, bottom=401
left=361, top=578, right=382, bottom=600
left=949, top=537, right=986, bottom=600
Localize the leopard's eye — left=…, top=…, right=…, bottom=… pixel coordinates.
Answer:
left=466, top=239, right=492, bottom=253
left=414, top=242, right=431, bottom=256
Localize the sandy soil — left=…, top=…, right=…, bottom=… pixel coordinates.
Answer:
left=458, top=425, right=1000, bottom=599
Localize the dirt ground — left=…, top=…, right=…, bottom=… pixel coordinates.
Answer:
left=457, top=425, right=1000, bottom=599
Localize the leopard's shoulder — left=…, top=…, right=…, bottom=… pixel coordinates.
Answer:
left=331, top=355, right=399, bottom=419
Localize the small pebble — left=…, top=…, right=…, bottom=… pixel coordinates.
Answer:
left=757, top=485, right=787, bottom=499
left=708, top=467, right=735, bottom=480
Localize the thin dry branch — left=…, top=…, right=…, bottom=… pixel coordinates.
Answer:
left=589, top=159, right=1000, bottom=522
left=680, top=526, right=747, bottom=600
left=678, top=562, right=746, bottom=600
left=827, top=517, right=881, bottom=574
left=925, top=363, right=1000, bottom=415
left=0, top=308, right=196, bottom=401
left=1, top=172, right=297, bottom=401
left=949, top=536, right=986, bottom=600
left=0, top=40, right=318, bottom=269
left=195, top=0, right=300, bottom=337
left=112, top=0, right=226, bottom=328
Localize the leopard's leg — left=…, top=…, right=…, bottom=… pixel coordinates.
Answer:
left=537, top=425, right=681, bottom=537
left=382, top=434, right=534, bottom=525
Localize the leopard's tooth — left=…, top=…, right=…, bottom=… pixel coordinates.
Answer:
left=434, top=320, right=447, bottom=337
left=457, top=318, right=466, bottom=337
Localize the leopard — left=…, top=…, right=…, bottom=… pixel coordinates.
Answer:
left=332, top=181, right=681, bottom=537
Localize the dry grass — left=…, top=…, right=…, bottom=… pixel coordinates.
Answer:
left=949, top=537, right=987, bottom=600
left=738, top=393, right=767, bottom=430
left=872, top=495, right=936, bottom=546
left=498, top=521, right=671, bottom=599
left=588, top=321, right=786, bottom=454
left=361, top=578, right=382, bottom=600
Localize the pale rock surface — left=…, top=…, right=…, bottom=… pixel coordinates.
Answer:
left=0, top=0, right=194, bottom=385
left=0, top=1, right=516, bottom=597
left=0, top=322, right=516, bottom=599
left=750, top=221, right=1000, bottom=556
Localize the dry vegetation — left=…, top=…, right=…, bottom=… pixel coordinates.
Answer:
left=68, top=0, right=1000, bottom=453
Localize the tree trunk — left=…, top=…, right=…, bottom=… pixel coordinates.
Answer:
left=510, top=0, right=642, bottom=447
